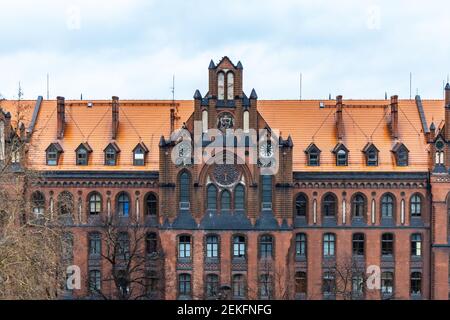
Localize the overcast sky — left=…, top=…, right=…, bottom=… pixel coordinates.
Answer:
left=0, top=0, right=449, bottom=100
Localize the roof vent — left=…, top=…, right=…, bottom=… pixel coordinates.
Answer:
left=87, top=102, right=93, bottom=108
left=319, top=102, right=325, bottom=108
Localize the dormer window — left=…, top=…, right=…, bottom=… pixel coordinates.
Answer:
left=46, top=143, right=63, bottom=166
left=75, top=143, right=92, bottom=166
left=133, top=142, right=148, bottom=166
left=333, top=143, right=349, bottom=166
left=363, top=143, right=379, bottom=166
left=392, top=142, right=409, bottom=166
left=104, top=142, right=120, bottom=166
left=305, top=143, right=321, bottom=166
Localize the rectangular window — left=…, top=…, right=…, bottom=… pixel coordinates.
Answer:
left=367, top=151, right=378, bottom=166
left=179, top=236, right=191, bottom=258
left=261, top=175, right=272, bottom=209
left=206, top=236, right=218, bottom=258
left=89, top=234, right=101, bottom=256
left=323, top=234, right=335, bottom=257
left=309, top=153, right=319, bottom=166
left=411, top=234, right=422, bottom=257
left=47, top=149, right=58, bottom=166
left=105, top=149, right=116, bottom=166
left=134, top=151, right=145, bottom=166
left=89, top=270, right=101, bottom=293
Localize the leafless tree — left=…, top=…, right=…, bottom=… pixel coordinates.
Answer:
left=322, top=254, right=368, bottom=300
left=0, top=86, right=70, bottom=299
left=87, top=215, right=166, bottom=300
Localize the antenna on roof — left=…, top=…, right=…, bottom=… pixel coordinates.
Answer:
left=80, top=93, right=83, bottom=100
left=299, top=73, right=302, bottom=100
left=46, top=73, right=49, bottom=100
left=329, top=93, right=331, bottom=100
left=385, top=92, right=387, bottom=100
left=409, top=72, right=412, bottom=100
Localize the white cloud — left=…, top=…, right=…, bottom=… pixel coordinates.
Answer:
left=0, top=0, right=449, bottom=100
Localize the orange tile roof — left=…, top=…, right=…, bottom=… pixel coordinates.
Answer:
left=29, top=100, right=193, bottom=171
left=0, top=99, right=35, bottom=129
left=26, top=98, right=446, bottom=172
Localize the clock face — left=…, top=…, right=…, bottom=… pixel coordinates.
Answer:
left=436, top=140, right=445, bottom=150
left=259, top=142, right=274, bottom=158
left=175, top=142, right=192, bottom=166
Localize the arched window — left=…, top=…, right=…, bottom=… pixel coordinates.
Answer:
left=410, top=272, right=422, bottom=295
left=352, top=233, right=365, bottom=256
left=295, top=272, right=307, bottom=294
left=217, top=72, right=225, bottom=99
left=57, top=191, right=74, bottom=216
left=221, top=190, right=231, bottom=210
left=295, top=194, right=308, bottom=217
left=205, top=274, right=219, bottom=298
left=31, top=191, right=45, bottom=215
left=243, top=110, right=249, bottom=133
left=381, top=194, right=394, bottom=218
left=146, top=233, right=158, bottom=255
left=295, top=233, right=307, bottom=257
left=410, top=194, right=422, bottom=217
left=233, top=235, right=246, bottom=258
left=232, top=274, right=246, bottom=298
left=352, top=194, right=366, bottom=218
left=117, top=193, right=130, bottom=217
left=234, top=184, right=245, bottom=210
left=178, top=274, right=191, bottom=297
left=89, top=192, right=102, bottom=215
left=259, top=235, right=273, bottom=259
left=323, top=193, right=337, bottom=217
left=179, top=171, right=190, bottom=206
left=202, top=110, right=208, bottom=133
left=227, top=72, right=234, bottom=100
left=207, top=184, right=217, bottom=210
left=381, top=233, right=394, bottom=256
left=323, top=233, right=335, bottom=257
left=145, top=193, right=157, bottom=216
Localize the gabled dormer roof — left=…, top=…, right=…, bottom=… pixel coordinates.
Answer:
left=133, top=142, right=149, bottom=153
left=45, top=142, right=63, bottom=153
left=305, top=143, right=321, bottom=154
left=362, top=142, right=379, bottom=153
left=391, top=142, right=409, bottom=153
left=75, top=142, right=92, bottom=153
left=104, top=142, right=120, bottom=153
left=332, top=142, right=349, bottom=153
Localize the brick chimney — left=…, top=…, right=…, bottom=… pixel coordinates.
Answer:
left=56, top=96, right=65, bottom=139
left=390, top=95, right=399, bottom=140
left=112, top=96, right=119, bottom=140
left=336, top=95, right=344, bottom=140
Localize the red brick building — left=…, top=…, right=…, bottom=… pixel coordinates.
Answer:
left=1, top=56, right=450, bottom=300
